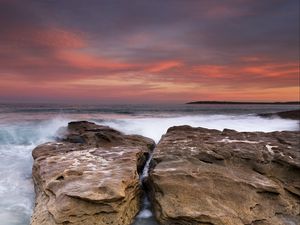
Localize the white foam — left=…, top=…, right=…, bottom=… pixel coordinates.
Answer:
left=100, top=115, right=298, bottom=143
left=141, top=154, right=153, bottom=180
left=136, top=209, right=153, bottom=218
left=0, top=117, right=69, bottom=225
left=0, top=113, right=298, bottom=225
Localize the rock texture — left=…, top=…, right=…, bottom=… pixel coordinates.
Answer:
left=147, top=125, right=300, bottom=225
left=31, top=121, right=155, bottom=225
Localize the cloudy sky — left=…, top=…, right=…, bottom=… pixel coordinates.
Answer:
left=0, top=0, right=299, bottom=103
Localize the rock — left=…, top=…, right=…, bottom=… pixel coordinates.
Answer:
left=31, top=121, right=155, bottom=225
left=259, top=109, right=300, bottom=120
left=147, top=125, right=300, bottom=225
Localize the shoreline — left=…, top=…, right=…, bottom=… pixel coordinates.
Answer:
left=186, top=101, right=300, bottom=105
left=0, top=107, right=299, bottom=225
left=30, top=121, right=300, bottom=225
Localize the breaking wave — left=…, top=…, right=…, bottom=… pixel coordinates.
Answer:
left=0, top=110, right=298, bottom=225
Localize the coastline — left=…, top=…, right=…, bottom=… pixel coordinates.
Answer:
left=0, top=105, right=299, bottom=225
left=30, top=119, right=300, bottom=225
left=186, top=101, right=300, bottom=105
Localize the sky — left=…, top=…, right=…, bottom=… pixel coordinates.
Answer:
left=0, top=0, right=299, bottom=104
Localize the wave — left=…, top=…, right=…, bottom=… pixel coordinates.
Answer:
left=0, top=117, right=69, bottom=225
left=98, top=114, right=299, bottom=143
left=0, top=113, right=298, bottom=225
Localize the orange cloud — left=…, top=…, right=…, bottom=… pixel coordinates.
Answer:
left=0, top=25, right=298, bottom=103
left=192, top=61, right=298, bottom=80
left=147, top=60, right=183, bottom=73
left=56, top=50, right=135, bottom=70
left=192, top=65, right=228, bottom=78
left=241, top=63, right=298, bottom=77
left=1, top=68, right=298, bottom=103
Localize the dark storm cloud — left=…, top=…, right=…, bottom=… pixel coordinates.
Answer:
left=29, top=0, right=298, bottom=63
left=1, top=0, right=298, bottom=63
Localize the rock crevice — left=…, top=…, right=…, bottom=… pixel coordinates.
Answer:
left=31, top=122, right=300, bottom=225
left=31, top=121, right=155, bottom=225
left=146, top=125, right=300, bottom=225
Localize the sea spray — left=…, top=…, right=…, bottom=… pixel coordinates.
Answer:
left=0, top=103, right=299, bottom=225
left=100, top=114, right=299, bottom=225
left=99, top=114, right=299, bottom=143
left=0, top=117, right=69, bottom=225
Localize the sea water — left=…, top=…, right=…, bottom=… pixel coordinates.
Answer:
left=0, top=103, right=299, bottom=225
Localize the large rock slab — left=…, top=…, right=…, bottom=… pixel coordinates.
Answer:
left=31, top=121, right=155, bottom=225
left=147, top=125, right=300, bottom=225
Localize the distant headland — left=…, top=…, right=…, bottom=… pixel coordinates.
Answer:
left=186, top=101, right=300, bottom=105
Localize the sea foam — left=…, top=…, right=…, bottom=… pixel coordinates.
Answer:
left=0, top=117, right=69, bottom=225
left=0, top=113, right=298, bottom=225
left=100, top=114, right=299, bottom=143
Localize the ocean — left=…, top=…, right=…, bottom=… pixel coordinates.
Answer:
left=0, top=103, right=299, bottom=225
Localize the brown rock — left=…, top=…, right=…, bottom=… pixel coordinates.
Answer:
left=30, top=121, right=155, bottom=225
left=147, top=125, right=300, bottom=225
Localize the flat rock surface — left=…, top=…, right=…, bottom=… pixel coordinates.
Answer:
left=147, top=125, right=300, bottom=225
left=31, top=121, right=155, bottom=225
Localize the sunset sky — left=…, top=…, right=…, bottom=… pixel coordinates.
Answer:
left=0, top=0, right=299, bottom=104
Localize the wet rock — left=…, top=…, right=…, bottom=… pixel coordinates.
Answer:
left=147, top=125, right=300, bottom=225
left=31, top=121, right=155, bottom=225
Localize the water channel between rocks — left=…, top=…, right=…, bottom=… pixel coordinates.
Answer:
left=132, top=151, right=159, bottom=225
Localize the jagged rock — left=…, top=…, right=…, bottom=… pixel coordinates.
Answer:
left=147, top=125, right=300, bottom=225
left=31, top=121, right=155, bottom=225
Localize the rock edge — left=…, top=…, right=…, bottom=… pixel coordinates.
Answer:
left=30, top=121, right=155, bottom=225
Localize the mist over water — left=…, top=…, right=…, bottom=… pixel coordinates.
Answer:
left=0, top=103, right=298, bottom=225
left=100, top=115, right=299, bottom=143
left=0, top=118, right=69, bottom=225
